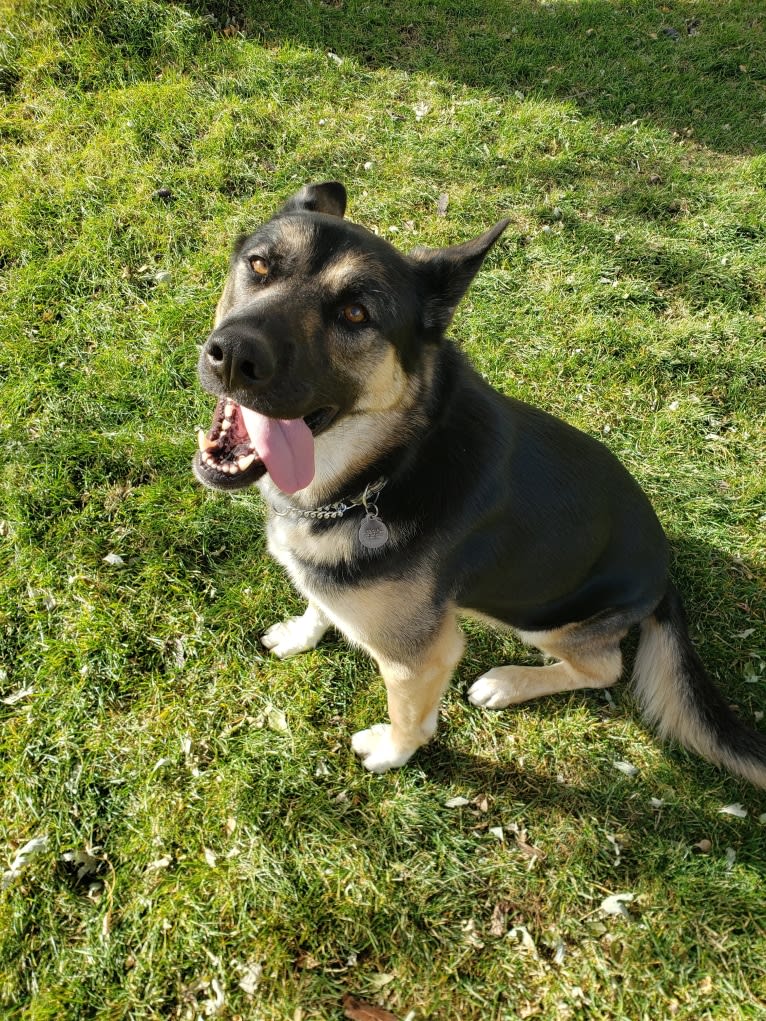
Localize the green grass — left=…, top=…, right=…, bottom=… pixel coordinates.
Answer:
left=1, top=1, right=765, bottom=1018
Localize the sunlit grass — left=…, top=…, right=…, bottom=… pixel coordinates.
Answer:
left=1, top=1, right=765, bottom=1018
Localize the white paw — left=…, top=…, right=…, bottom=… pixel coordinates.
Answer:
left=468, top=670, right=523, bottom=709
left=351, top=724, right=415, bottom=774
left=261, top=616, right=323, bottom=659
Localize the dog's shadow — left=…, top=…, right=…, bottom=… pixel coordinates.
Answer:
left=449, top=533, right=766, bottom=724
left=402, top=536, right=766, bottom=832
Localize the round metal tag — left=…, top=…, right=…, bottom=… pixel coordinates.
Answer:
left=358, top=514, right=389, bottom=549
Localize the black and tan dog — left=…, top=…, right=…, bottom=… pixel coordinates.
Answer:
left=193, top=181, right=766, bottom=783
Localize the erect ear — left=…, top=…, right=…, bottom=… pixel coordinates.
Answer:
left=411, top=218, right=510, bottom=335
left=279, top=181, right=347, bottom=218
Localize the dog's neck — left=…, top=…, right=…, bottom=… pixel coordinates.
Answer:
left=259, top=345, right=439, bottom=510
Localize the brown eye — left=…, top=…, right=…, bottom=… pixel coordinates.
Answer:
left=342, top=303, right=368, bottom=324
left=249, top=256, right=269, bottom=278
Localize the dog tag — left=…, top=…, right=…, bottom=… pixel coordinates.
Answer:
left=358, top=513, right=389, bottom=549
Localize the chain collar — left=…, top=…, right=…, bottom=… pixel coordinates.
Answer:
left=269, top=476, right=388, bottom=521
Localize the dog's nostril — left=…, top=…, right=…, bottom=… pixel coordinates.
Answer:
left=207, top=343, right=224, bottom=364
left=241, top=360, right=259, bottom=382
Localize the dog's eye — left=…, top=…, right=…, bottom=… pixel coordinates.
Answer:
left=342, top=303, right=368, bottom=325
left=249, top=256, right=270, bottom=279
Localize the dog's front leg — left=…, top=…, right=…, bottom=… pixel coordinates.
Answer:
left=261, top=601, right=331, bottom=659
left=352, top=613, right=465, bottom=773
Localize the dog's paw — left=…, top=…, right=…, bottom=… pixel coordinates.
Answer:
left=468, top=669, right=525, bottom=709
left=261, top=615, right=325, bottom=659
left=351, top=724, right=415, bottom=773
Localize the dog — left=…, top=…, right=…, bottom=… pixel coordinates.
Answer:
left=193, top=181, right=766, bottom=784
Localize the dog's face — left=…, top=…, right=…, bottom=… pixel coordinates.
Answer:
left=193, top=182, right=508, bottom=494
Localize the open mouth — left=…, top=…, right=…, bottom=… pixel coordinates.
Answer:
left=193, top=398, right=337, bottom=493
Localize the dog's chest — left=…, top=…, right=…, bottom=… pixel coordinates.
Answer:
left=266, top=512, right=358, bottom=587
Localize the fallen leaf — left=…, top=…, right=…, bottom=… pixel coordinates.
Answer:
left=725, top=847, right=737, bottom=868
left=444, top=796, right=471, bottom=808
left=368, top=973, right=396, bottom=991
left=520, top=1002, right=542, bottom=1019
left=2, top=835, right=49, bottom=888
left=508, top=925, right=538, bottom=957
left=718, top=803, right=747, bottom=818
left=693, top=839, right=712, bottom=853
left=297, top=951, right=320, bottom=970
left=61, top=848, right=102, bottom=881
left=342, top=995, right=399, bottom=1021
left=10, top=835, right=49, bottom=869
left=600, top=892, right=634, bottom=917
left=513, top=827, right=545, bottom=862
left=489, top=902, right=508, bottom=937
left=235, top=959, right=263, bottom=997
left=461, top=918, right=485, bottom=949
left=201, top=976, right=225, bottom=1016
left=266, top=707, right=289, bottom=733
left=102, top=553, right=125, bottom=567
left=146, top=856, right=172, bottom=871
left=2, top=686, right=34, bottom=705
left=413, top=101, right=430, bottom=121
left=613, top=760, right=638, bottom=776
left=605, top=833, right=622, bottom=865
left=436, top=192, right=449, bottom=217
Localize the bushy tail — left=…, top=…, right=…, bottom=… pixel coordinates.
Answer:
left=632, top=583, right=766, bottom=788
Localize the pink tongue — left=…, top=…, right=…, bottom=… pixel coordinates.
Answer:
left=240, top=406, right=315, bottom=494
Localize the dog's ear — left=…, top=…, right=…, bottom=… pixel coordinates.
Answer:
left=412, top=219, right=509, bottom=334
left=280, top=181, right=347, bottom=218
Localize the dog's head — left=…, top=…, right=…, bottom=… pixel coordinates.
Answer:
left=193, top=182, right=508, bottom=494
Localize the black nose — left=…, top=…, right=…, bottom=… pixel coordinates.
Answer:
left=202, top=322, right=276, bottom=392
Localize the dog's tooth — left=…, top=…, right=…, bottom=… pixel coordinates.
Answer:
left=237, top=453, right=256, bottom=471
left=220, top=419, right=230, bottom=433
left=201, top=452, right=212, bottom=465
left=197, top=428, right=215, bottom=452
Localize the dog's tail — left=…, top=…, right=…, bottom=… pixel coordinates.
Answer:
left=632, top=583, right=766, bottom=787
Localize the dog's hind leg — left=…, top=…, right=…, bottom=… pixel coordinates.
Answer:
left=352, top=611, right=466, bottom=773
left=261, top=601, right=331, bottom=659
left=468, top=622, right=625, bottom=709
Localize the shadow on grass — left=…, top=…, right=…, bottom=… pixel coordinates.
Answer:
left=198, top=0, right=766, bottom=154
left=423, top=535, right=766, bottom=797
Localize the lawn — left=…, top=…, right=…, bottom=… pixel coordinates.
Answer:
left=1, top=1, right=765, bottom=1018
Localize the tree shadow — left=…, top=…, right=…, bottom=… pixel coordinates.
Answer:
left=202, top=0, right=766, bottom=154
